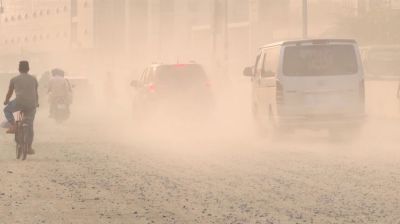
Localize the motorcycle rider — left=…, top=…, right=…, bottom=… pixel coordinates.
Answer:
left=48, top=68, right=72, bottom=118
left=3, top=61, right=38, bottom=154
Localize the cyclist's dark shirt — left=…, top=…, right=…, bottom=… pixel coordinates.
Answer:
left=10, top=73, right=38, bottom=109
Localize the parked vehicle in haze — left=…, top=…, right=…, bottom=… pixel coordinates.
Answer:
left=244, top=39, right=365, bottom=137
left=130, top=63, right=214, bottom=121
left=361, top=45, right=400, bottom=80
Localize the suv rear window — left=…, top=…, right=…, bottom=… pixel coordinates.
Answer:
left=283, top=45, right=358, bottom=76
left=155, top=65, right=207, bottom=87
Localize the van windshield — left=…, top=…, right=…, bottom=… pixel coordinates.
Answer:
left=283, top=45, right=358, bottom=76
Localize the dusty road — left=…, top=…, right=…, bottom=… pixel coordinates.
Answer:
left=1, top=112, right=400, bottom=224
left=1, top=81, right=400, bottom=224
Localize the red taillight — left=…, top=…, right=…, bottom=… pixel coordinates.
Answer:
left=148, top=83, right=156, bottom=93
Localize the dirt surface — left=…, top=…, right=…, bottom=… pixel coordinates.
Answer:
left=1, top=82, right=400, bottom=224
left=1, top=114, right=400, bottom=224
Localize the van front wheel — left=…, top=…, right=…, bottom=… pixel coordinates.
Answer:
left=254, top=105, right=281, bottom=138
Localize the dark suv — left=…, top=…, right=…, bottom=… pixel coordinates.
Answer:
left=130, top=63, right=214, bottom=120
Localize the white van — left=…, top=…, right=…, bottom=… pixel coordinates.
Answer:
left=243, top=39, right=365, bottom=134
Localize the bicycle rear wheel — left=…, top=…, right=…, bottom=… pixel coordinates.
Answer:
left=15, top=121, right=23, bottom=160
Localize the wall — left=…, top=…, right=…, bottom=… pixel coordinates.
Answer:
left=0, top=0, right=93, bottom=73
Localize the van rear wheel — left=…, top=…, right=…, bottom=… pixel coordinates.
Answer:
left=253, top=109, right=272, bottom=138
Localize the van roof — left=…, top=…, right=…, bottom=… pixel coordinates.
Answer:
left=260, top=39, right=357, bottom=49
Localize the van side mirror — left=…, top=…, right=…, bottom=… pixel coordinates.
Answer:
left=261, top=70, right=275, bottom=78
left=243, top=67, right=253, bottom=77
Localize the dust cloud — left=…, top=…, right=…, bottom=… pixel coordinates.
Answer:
left=1, top=1, right=400, bottom=223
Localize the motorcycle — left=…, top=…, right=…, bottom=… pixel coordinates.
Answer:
left=52, top=97, right=70, bottom=123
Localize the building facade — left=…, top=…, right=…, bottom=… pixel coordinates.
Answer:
left=0, top=0, right=335, bottom=76
left=0, top=0, right=93, bottom=72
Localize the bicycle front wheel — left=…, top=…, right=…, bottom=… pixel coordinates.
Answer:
left=21, top=143, right=28, bottom=161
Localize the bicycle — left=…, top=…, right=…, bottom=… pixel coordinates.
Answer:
left=15, top=112, right=29, bottom=160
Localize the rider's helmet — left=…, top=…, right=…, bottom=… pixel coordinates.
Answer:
left=19, top=61, right=30, bottom=73
left=51, top=68, right=65, bottom=77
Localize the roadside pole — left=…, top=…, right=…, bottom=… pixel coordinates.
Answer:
left=212, top=0, right=230, bottom=85
left=0, top=0, right=3, bottom=14
left=248, top=0, right=257, bottom=63
left=0, top=0, right=3, bottom=35
left=212, top=0, right=217, bottom=63
left=124, top=0, right=131, bottom=58
left=223, top=0, right=229, bottom=80
left=302, top=0, right=308, bottom=39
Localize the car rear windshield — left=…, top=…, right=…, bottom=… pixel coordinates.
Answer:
left=283, top=45, right=358, bottom=76
left=155, top=65, right=207, bottom=87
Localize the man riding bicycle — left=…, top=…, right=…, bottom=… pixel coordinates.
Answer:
left=3, top=61, right=39, bottom=154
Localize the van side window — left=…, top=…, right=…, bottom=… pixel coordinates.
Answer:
left=263, top=47, right=280, bottom=76
left=147, top=68, right=155, bottom=84
left=143, top=68, right=154, bottom=84
left=140, top=69, right=148, bottom=83
left=254, top=53, right=261, bottom=70
left=256, top=53, right=265, bottom=76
